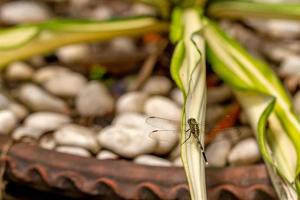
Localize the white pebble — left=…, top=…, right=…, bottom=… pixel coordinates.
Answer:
left=39, top=134, right=56, bottom=150
left=143, top=76, right=172, bottom=95
left=130, top=3, right=157, bottom=16
left=116, top=92, right=148, bottom=113
left=56, top=146, right=91, bottom=157
left=43, top=71, right=87, bottom=97
left=0, top=1, right=51, bottom=24
left=172, top=157, right=183, bottom=167
left=113, top=112, right=178, bottom=154
left=144, top=96, right=181, bottom=122
left=57, top=44, right=90, bottom=63
left=280, top=55, right=300, bottom=77
left=25, top=112, right=71, bottom=132
left=228, top=138, right=261, bottom=165
left=113, top=112, right=148, bottom=129
left=110, top=37, right=136, bottom=53
left=54, top=124, right=100, bottom=153
left=170, top=88, right=184, bottom=106
left=246, top=19, right=300, bottom=39
left=134, top=155, right=172, bottom=167
left=0, top=93, right=10, bottom=109
left=206, top=138, right=232, bottom=167
left=97, top=125, right=156, bottom=158
left=0, top=110, right=17, bottom=134
left=96, top=150, right=119, bottom=160
left=12, top=126, right=44, bottom=140
left=76, top=81, right=114, bottom=117
left=90, top=6, right=113, bottom=20
left=33, top=66, right=70, bottom=84
left=18, top=84, right=69, bottom=113
left=6, top=62, right=34, bottom=81
left=8, top=103, right=28, bottom=120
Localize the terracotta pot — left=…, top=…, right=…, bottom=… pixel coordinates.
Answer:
left=0, top=135, right=276, bottom=200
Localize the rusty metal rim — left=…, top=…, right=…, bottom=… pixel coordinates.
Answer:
left=0, top=135, right=276, bottom=200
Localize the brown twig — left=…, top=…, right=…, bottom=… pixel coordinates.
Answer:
left=129, top=39, right=168, bottom=91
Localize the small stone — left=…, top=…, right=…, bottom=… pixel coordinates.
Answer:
left=97, top=125, right=156, bottom=158
left=18, top=84, right=69, bottom=113
left=90, top=5, right=113, bottom=20
left=0, top=93, right=10, bottom=109
left=70, top=0, right=92, bottom=8
left=43, top=71, right=87, bottom=97
left=134, top=155, right=172, bottom=167
left=56, top=146, right=91, bottom=157
left=173, top=157, right=183, bottom=167
left=143, top=76, right=172, bottom=95
left=207, top=85, right=232, bottom=105
left=144, top=96, right=181, bottom=122
left=33, top=66, right=70, bottom=84
left=6, top=62, right=34, bottom=81
left=56, top=44, right=90, bottom=63
left=206, top=138, right=232, bottom=167
left=279, top=55, right=300, bottom=77
left=25, top=112, right=71, bottom=132
left=110, top=37, right=136, bottom=53
left=96, top=150, right=119, bottom=160
left=12, top=126, right=44, bottom=140
left=262, top=43, right=295, bottom=62
left=113, top=112, right=148, bottom=128
left=8, top=103, right=28, bottom=120
left=54, top=124, right=100, bottom=153
left=228, top=138, right=261, bottom=165
left=0, top=110, right=17, bottom=134
left=245, top=19, right=300, bottom=39
left=76, top=81, right=114, bottom=117
left=116, top=92, right=148, bottom=113
left=113, top=112, right=179, bottom=154
left=170, top=88, right=184, bottom=106
left=0, top=1, right=51, bottom=24
left=39, top=134, right=56, bottom=150
left=130, top=3, right=157, bottom=16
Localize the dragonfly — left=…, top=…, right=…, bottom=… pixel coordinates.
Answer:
left=146, top=114, right=245, bottom=164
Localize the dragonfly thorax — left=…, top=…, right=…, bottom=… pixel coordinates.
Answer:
left=187, top=118, right=197, bottom=126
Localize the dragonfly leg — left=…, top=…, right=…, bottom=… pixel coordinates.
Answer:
left=185, top=129, right=190, bottom=132
left=181, top=130, right=192, bottom=145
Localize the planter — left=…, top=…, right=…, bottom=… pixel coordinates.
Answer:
left=0, top=135, right=275, bottom=200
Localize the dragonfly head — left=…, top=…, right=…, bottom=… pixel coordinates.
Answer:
left=187, top=118, right=197, bottom=125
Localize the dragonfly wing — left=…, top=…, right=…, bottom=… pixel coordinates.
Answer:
left=146, top=116, right=179, bottom=130
left=149, top=129, right=179, bottom=141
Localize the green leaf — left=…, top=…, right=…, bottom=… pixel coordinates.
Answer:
left=0, top=17, right=168, bottom=69
left=207, top=1, right=300, bottom=20
left=204, top=19, right=300, bottom=198
left=170, top=8, right=207, bottom=200
left=0, top=25, right=40, bottom=50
